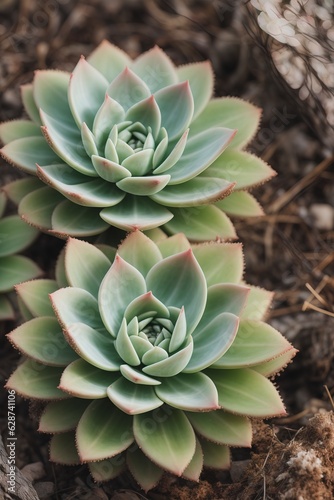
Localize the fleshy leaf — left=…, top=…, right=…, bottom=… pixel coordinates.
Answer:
left=8, top=316, right=77, bottom=366
left=18, top=187, right=64, bottom=232
left=117, top=175, right=170, bottom=196
left=142, top=338, right=193, bottom=377
left=50, top=432, right=80, bottom=465
left=117, top=230, right=162, bottom=277
left=107, top=67, right=151, bottom=112
left=153, top=129, right=188, bottom=174
left=93, top=96, right=125, bottom=146
left=182, top=437, right=203, bottom=481
left=127, top=446, right=164, bottom=492
left=200, top=439, right=230, bottom=469
left=21, top=83, right=42, bottom=125
left=2, top=177, right=45, bottom=206
left=133, top=407, right=196, bottom=475
left=164, top=205, right=236, bottom=242
left=155, top=372, right=219, bottom=411
left=65, top=238, right=111, bottom=297
left=89, top=453, right=127, bottom=482
left=39, top=398, right=90, bottom=433
left=76, top=399, right=134, bottom=462
left=241, top=286, right=273, bottom=321
left=154, top=81, right=194, bottom=140
left=107, top=378, right=164, bottom=414
left=126, top=95, right=161, bottom=139
left=192, top=242, right=243, bottom=286
left=157, top=233, right=191, bottom=258
left=0, top=215, right=39, bottom=257
left=33, top=70, right=73, bottom=125
left=177, top=61, right=214, bottom=120
left=6, top=359, right=67, bottom=400
left=208, top=368, right=286, bottom=417
left=0, top=256, right=42, bottom=293
left=100, top=195, right=173, bottom=231
left=51, top=200, right=109, bottom=237
left=186, top=410, right=252, bottom=447
left=216, top=191, right=263, bottom=217
left=91, top=154, right=131, bottom=182
left=253, top=349, right=297, bottom=377
left=0, top=296, right=15, bottom=321
left=212, top=320, right=293, bottom=368
left=98, top=254, right=146, bottom=336
left=184, top=312, right=239, bottom=373
left=15, top=279, right=58, bottom=317
left=132, top=46, right=178, bottom=93
left=0, top=119, right=41, bottom=144
left=120, top=365, right=160, bottom=386
left=189, top=97, right=261, bottom=150
left=68, top=57, right=108, bottom=128
left=59, top=359, right=119, bottom=398
left=87, top=40, right=132, bottom=81
left=1, top=137, right=59, bottom=174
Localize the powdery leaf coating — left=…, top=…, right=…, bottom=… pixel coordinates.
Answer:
left=5, top=232, right=296, bottom=490
left=0, top=41, right=275, bottom=241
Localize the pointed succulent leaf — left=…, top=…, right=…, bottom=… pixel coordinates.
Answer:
left=125, top=292, right=169, bottom=324
left=100, top=195, right=173, bottom=231
left=8, top=316, right=77, bottom=366
left=39, top=398, right=90, bottom=433
left=169, top=307, right=187, bottom=353
left=2, top=177, right=44, bottom=205
left=143, top=338, right=193, bottom=377
left=195, top=284, right=249, bottom=334
left=216, top=191, right=264, bottom=217
left=200, top=439, right=230, bottom=470
left=18, top=186, right=64, bottom=231
left=184, top=312, right=239, bottom=373
left=134, top=407, right=196, bottom=475
left=117, top=174, right=170, bottom=196
left=153, top=129, right=188, bottom=174
left=152, top=176, right=234, bottom=207
left=16, top=279, right=58, bottom=317
left=33, top=70, right=73, bottom=125
left=88, top=453, right=127, bottom=482
left=192, top=243, right=244, bottom=286
left=93, top=95, right=125, bottom=145
left=1, top=137, right=59, bottom=174
left=98, top=255, right=146, bottom=336
left=6, top=359, right=67, bottom=400
left=190, top=97, right=261, bottom=149
left=253, top=349, right=297, bottom=377
left=155, top=372, right=219, bottom=411
left=81, top=122, right=98, bottom=156
left=107, top=67, right=151, bottom=111
left=126, top=95, right=161, bottom=139
left=182, top=437, right=203, bottom=481
left=87, top=40, right=132, bottom=81
left=65, top=238, right=111, bottom=297
left=127, top=446, right=164, bottom=492
left=50, top=200, right=109, bottom=237
left=120, top=148, right=154, bottom=177
left=76, top=399, right=134, bottom=462
left=166, top=127, right=236, bottom=185
left=177, top=61, right=214, bottom=120
left=0, top=119, right=41, bottom=144
left=154, top=81, right=194, bottom=140
left=21, top=83, right=42, bottom=124
left=50, top=432, right=80, bottom=465
left=115, top=318, right=141, bottom=366
left=164, top=205, right=236, bottom=242
left=64, top=323, right=122, bottom=371
left=91, top=154, right=131, bottom=182
left=241, top=286, right=273, bottom=321
left=51, top=287, right=105, bottom=332
left=0, top=215, right=39, bottom=257
left=117, top=230, right=162, bottom=277
left=0, top=256, right=42, bottom=293
left=205, top=149, right=275, bottom=189
left=68, top=57, right=108, bottom=128
left=157, top=232, right=191, bottom=258
left=208, top=368, right=286, bottom=417
left=132, top=46, right=178, bottom=93
left=212, top=320, right=293, bottom=368
left=60, top=359, right=119, bottom=398
left=120, top=365, right=161, bottom=386
left=186, top=410, right=252, bottom=447
left=146, top=249, right=206, bottom=335
left=107, top=378, right=164, bottom=414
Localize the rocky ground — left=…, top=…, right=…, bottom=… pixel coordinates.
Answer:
left=0, top=1, right=334, bottom=499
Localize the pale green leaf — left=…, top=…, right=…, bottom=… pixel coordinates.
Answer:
left=200, top=439, right=230, bottom=469
left=117, top=230, right=162, bottom=277
left=0, top=215, right=39, bottom=257
left=0, top=295, right=15, bottom=320
left=50, top=432, right=80, bottom=465
left=18, top=186, right=64, bottom=232
left=0, top=256, right=42, bottom=292
left=132, top=45, right=178, bottom=93
left=0, top=119, right=41, bottom=145
left=143, top=338, right=193, bottom=377
left=107, top=377, right=164, bottom=414
left=127, top=446, right=164, bottom=492
left=253, top=349, right=297, bottom=377
left=87, top=40, right=132, bottom=81
left=1, top=137, right=59, bottom=174
left=241, top=286, right=273, bottom=321
left=89, top=453, right=127, bottom=481
left=216, top=191, right=263, bottom=217
left=107, top=67, right=151, bottom=111
left=51, top=200, right=109, bottom=237
left=126, top=95, right=161, bottom=139
left=192, top=242, right=244, bottom=286
left=177, top=61, right=214, bottom=120
left=39, top=398, right=90, bottom=433
left=157, top=233, right=191, bottom=258
left=21, top=83, right=42, bottom=125
left=3, top=177, right=45, bottom=205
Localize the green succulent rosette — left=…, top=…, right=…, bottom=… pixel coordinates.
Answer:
left=6, top=231, right=296, bottom=490
left=0, top=190, right=41, bottom=320
left=0, top=42, right=274, bottom=240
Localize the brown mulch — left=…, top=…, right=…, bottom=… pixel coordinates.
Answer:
left=1, top=1, right=334, bottom=499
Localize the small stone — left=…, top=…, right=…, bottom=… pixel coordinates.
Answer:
left=20, top=462, right=45, bottom=482
left=230, top=459, right=251, bottom=482
left=34, top=481, right=55, bottom=498
left=309, top=203, right=334, bottom=230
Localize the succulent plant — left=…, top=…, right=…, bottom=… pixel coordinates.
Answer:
left=0, top=42, right=275, bottom=240
left=6, top=231, right=296, bottom=490
left=0, top=189, right=41, bottom=320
